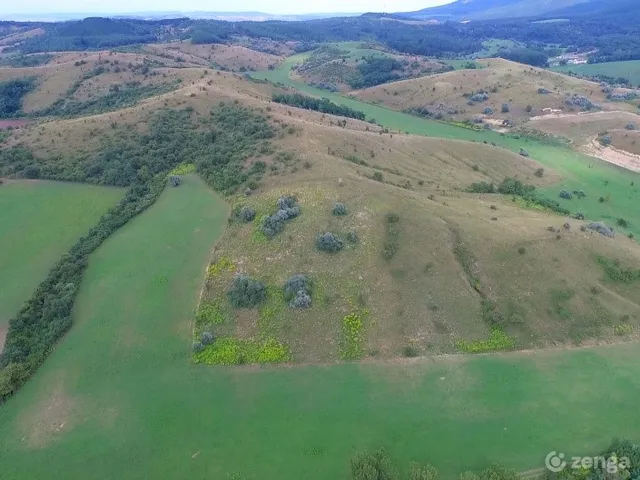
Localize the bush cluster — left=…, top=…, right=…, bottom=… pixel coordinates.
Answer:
left=261, top=196, right=300, bottom=237
left=227, top=274, right=267, bottom=308
left=237, top=205, right=256, bottom=222
left=559, top=190, right=573, bottom=199
left=382, top=212, right=401, bottom=260
left=283, top=274, right=312, bottom=309
left=316, top=232, right=344, bottom=253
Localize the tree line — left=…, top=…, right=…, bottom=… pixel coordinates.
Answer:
left=272, top=93, right=366, bottom=120
left=0, top=104, right=274, bottom=401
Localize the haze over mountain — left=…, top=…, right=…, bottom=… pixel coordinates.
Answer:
left=390, top=0, right=619, bottom=21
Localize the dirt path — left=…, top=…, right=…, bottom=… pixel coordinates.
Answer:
left=528, top=110, right=629, bottom=122
left=581, top=136, right=640, bottom=173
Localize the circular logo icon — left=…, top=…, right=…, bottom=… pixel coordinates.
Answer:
left=545, top=451, right=566, bottom=473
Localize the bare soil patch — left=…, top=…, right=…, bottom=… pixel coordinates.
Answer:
left=18, top=376, right=81, bottom=449
left=581, top=136, right=640, bottom=172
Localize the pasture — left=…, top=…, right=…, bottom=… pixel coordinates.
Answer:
left=552, top=60, right=640, bottom=87
left=0, top=180, right=121, bottom=347
left=0, top=173, right=638, bottom=480
left=252, top=58, right=640, bottom=238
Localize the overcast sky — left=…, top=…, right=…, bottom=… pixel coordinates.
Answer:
left=1, top=0, right=450, bottom=15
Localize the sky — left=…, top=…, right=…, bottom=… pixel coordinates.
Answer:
left=0, top=0, right=450, bottom=15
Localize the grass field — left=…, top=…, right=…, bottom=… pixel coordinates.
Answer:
left=0, top=180, right=121, bottom=342
left=1, top=174, right=640, bottom=479
left=552, top=60, right=640, bottom=87
left=252, top=57, right=640, bottom=239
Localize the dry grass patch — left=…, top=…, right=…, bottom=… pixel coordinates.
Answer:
left=354, top=58, right=637, bottom=126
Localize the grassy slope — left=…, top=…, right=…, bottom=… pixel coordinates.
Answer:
left=252, top=56, right=640, bottom=239
left=0, top=180, right=122, bottom=330
left=552, top=60, right=640, bottom=87
left=1, top=175, right=640, bottom=479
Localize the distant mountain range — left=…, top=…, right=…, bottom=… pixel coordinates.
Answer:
left=387, top=0, right=629, bottom=21
left=0, top=11, right=362, bottom=22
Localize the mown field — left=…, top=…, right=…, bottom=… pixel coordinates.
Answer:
left=1, top=175, right=640, bottom=479
left=253, top=57, right=640, bottom=239
left=552, top=60, right=640, bottom=87
left=0, top=180, right=121, bottom=342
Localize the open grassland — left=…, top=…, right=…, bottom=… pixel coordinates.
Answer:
left=1, top=174, right=640, bottom=479
left=353, top=58, right=636, bottom=125
left=0, top=50, right=202, bottom=113
left=552, top=60, right=640, bottom=87
left=251, top=56, right=640, bottom=238
left=144, top=43, right=284, bottom=72
left=0, top=180, right=122, bottom=347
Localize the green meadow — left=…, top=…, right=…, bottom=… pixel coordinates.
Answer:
left=552, top=60, right=640, bottom=87
left=0, top=180, right=121, bottom=331
left=1, top=175, right=639, bottom=479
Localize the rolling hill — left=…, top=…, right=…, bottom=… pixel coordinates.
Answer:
left=391, top=0, right=613, bottom=21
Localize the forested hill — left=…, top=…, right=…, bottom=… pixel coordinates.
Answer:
left=390, top=0, right=593, bottom=21
left=2, top=1, right=640, bottom=64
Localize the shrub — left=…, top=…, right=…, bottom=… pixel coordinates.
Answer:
left=290, top=292, right=312, bottom=309
left=168, top=175, right=181, bottom=187
left=227, top=274, right=267, bottom=308
left=386, top=212, right=400, bottom=224
left=283, top=274, right=312, bottom=308
left=534, top=168, right=544, bottom=177
left=237, top=205, right=256, bottom=222
left=625, top=122, right=636, bottom=130
left=573, top=190, right=587, bottom=198
left=617, top=218, right=630, bottom=228
left=469, top=92, right=489, bottom=102
left=537, top=87, right=550, bottom=94
left=467, top=181, right=496, bottom=193
left=525, top=104, right=533, bottom=113
left=501, top=103, right=510, bottom=113
left=472, top=164, right=480, bottom=171
left=346, top=230, right=359, bottom=243
left=201, top=331, right=214, bottom=345
left=518, top=247, right=526, bottom=255
left=277, top=195, right=297, bottom=210
left=573, top=212, right=585, bottom=220
left=599, top=135, right=612, bottom=146
left=316, top=232, right=344, bottom=252
left=559, top=190, right=573, bottom=199
left=403, top=345, right=418, bottom=357
left=192, top=341, right=205, bottom=353
left=483, top=106, right=493, bottom=114
left=261, top=196, right=300, bottom=238
left=519, top=148, right=529, bottom=157
left=350, top=449, right=397, bottom=480
left=373, top=171, right=383, bottom=182
left=332, top=202, right=348, bottom=216
left=410, top=463, right=439, bottom=480
left=587, top=221, right=615, bottom=238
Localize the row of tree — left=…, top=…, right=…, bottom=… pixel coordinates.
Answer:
left=272, top=93, right=366, bottom=120
left=0, top=104, right=274, bottom=401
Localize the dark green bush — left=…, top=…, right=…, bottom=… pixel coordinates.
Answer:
left=316, top=232, right=344, bottom=253
left=332, top=202, right=348, bottom=216
left=283, top=274, right=313, bottom=308
left=227, top=274, right=267, bottom=308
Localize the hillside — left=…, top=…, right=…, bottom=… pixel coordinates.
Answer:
left=391, top=0, right=593, bottom=20
left=1, top=36, right=640, bottom=480
left=353, top=58, right=639, bottom=127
